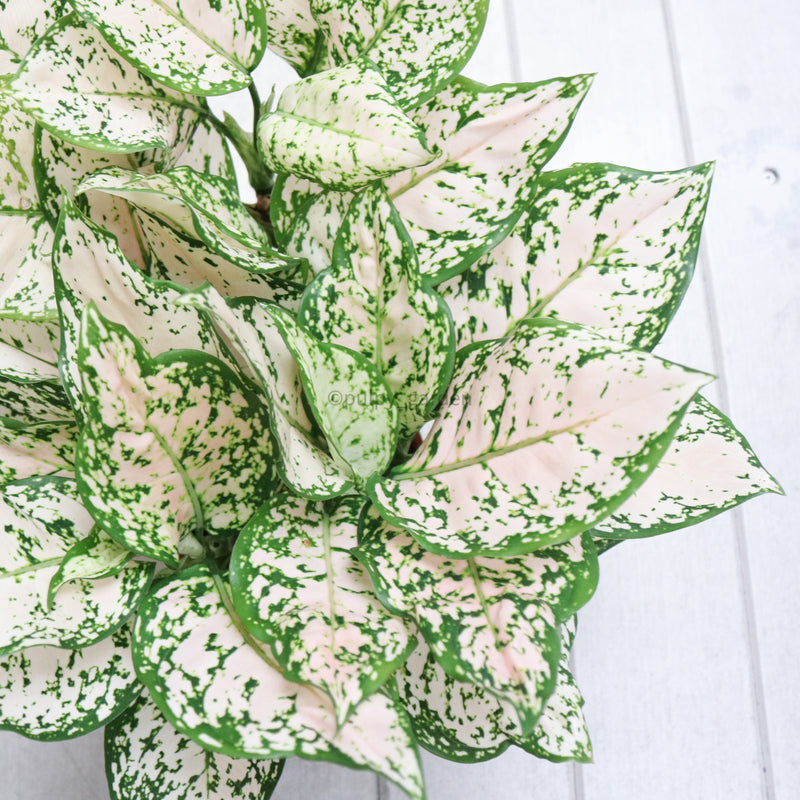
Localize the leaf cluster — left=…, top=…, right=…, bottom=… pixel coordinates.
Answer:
left=0, top=1, right=781, bottom=798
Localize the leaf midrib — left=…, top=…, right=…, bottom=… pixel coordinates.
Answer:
left=388, top=95, right=556, bottom=201
left=517, top=184, right=687, bottom=326
left=270, top=110, right=419, bottom=156
left=394, top=379, right=682, bottom=481
left=134, top=0, right=249, bottom=73
left=322, top=508, right=338, bottom=660
left=1, top=556, right=62, bottom=579
left=148, top=423, right=205, bottom=535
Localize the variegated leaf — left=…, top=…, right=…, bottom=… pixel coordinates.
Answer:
left=398, top=623, right=591, bottom=763
left=0, top=419, right=75, bottom=484
left=0, top=91, right=37, bottom=212
left=53, top=198, right=220, bottom=413
left=0, top=214, right=57, bottom=321
left=10, top=14, right=204, bottom=152
left=76, top=305, right=278, bottom=566
left=369, top=319, right=712, bottom=557
left=264, top=0, right=320, bottom=73
left=78, top=166, right=286, bottom=271
left=0, top=91, right=57, bottom=321
left=133, top=566, right=425, bottom=799
left=300, top=184, right=454, bottom=437
left=271, top=75, right=591, bottom=281
left=48, top=526, right=135, bottom=604
left=264, top=304, right=398, bottom=484
left=441, top=163, right=714, bottom=351
left=0, top=477, right=152, bottom=654
left=138, top=211, right=302, bottom=302
left=272, top=175, right=351, bottom=274
left=522, top=658, right=592, bottom=764
left=33, top=115, right=231, bottom=267
left=0, top=317, right=60, bottom=381
left=68, top=0, right=267, bottom=95
left=0, top=374, right=71, bottom=424
left=358, top=508, right=597, bottom=731
left=595, top=396, right=783, bottom=539
left=0, top=625, right=139, bottom=740
left=106, top=693, right=284, bottom=800
left=230, top=494, right=415, bottom=724
left=181, top=286, right=352, bottom=499
left=0, top=44, right=17, bottom=76
left=171, top=115, right=237, bottom=178
left=309, top=0, right=489, bottom=108
left=385, top=75, right=592, bottom=282
left=34, top=126, right=152, bottom=265
left=258, top=60, right=434, bottom=191
left=0, top=0, right=69, bottom=58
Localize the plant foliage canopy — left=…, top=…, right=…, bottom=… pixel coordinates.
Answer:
left=0, top=1, right=781, bottom=798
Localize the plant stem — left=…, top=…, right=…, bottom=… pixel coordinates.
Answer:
left=205, top=105, right=273, bottom=196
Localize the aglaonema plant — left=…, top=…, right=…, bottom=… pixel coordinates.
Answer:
left=0, top=1, right=782, bottom=798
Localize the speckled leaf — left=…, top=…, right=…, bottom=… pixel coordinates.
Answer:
left=358, top=508, right=597, bottom=731
left=397, top=622, right=591, bottom=763
left=264, top=304, right=398, bottom=484
left=68, top=0, right=266, bottom=95
left=0, top=317, right=60, bottom=381
left=35, top=117, right=233, bottom=239
left=0, top=420, right=75, bottom=484
left=0, top=44, right=16, bottom=75
left=522, top=656, right=592, bottom=763
left=595, top=396, right=783, bottom=539
left=231, top=494, right=415, bottom=724
left=0, top=374, right=71, bottom=424
left=0, top=0, right=69, bottom=58
left=0, top=625, right=139, bottom=740
left=171, top=115, right=237, bottom=178
left=442, top=163, right=714, bottom=350
left=309, top=0, right=488, bottom=108
left=271, top=75, right=591, bottom=280
left=48, top=526, right=136, bottom=605
left=0, top=91, right=38, bottom=212
left=300, top=185, right=454, bottom=437
left=53, top=198, right=219, bottom=413
left=0, top=477, right=153, bottom=654
left=10, top=14, right=204, bottom=152
left=76, top=306, right=277, bottom=567
left=181, top=286, right=351, bottom=499
left=106, top=693, right=284, bottom=800
left=271, top=175, right=350, bottom=274
left=34, top=126, right=153, bottom=266
left=78, top=166, right=285, bottom=271
left=258, top=60, right=434, bottom=191
left=369, top=319, right=712, bottom=557
left=0, top=215, right=58, bottom=321
left=384, top=75, right=592, bottom=282
left=133, top=566, right=424, bottom=799
left=263, top=0, right=320, bottom=73
left=0, top=91, right=57, bottom=321
left=138, top=211, right=301, bottom=302
left=0, top=43, right=16, bottom=74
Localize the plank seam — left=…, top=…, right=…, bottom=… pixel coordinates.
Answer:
left=659, top=2, right=776, bottom=798
left=568, top=648, right=585, bottom=800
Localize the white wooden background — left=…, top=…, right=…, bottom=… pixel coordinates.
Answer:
left=2, top=0, right=798, bottom=797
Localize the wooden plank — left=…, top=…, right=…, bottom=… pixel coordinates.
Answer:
left=507, top=0, right=767, bottom=797
left=0, top=729, right=107, bottom=800
left=665, top=0, right=800, bottom=796
left=271, top=758, right=378, bottom=800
